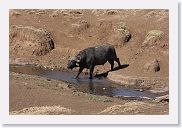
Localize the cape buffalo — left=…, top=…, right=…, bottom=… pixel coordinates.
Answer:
left=67, top=44, right=121, bottom=79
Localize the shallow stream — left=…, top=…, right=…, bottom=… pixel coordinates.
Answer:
left=10, top=64, right=167, bottom=100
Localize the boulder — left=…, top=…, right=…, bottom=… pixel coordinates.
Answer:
left=143, top=59, right=160, bottom=72
left=98, top=102, right=155, bottom=114
left=10, top=106, right=75, bottom=115
left=10, top=25, right=54, bottom=56
left=142, top=30, right=164, bottom=48
left=112, top=22, right=132, bottom=44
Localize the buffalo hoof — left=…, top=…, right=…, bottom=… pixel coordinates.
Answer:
left=75, top=76, right=79, bottom=79
left=89, top=76, right=93, bottom=79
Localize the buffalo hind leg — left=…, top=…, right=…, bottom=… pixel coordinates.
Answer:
left=108, top=60, right=114, bottom=71
left=75, top=67, right=84, bottom=79
left=115, top=58, right=121, bottom=67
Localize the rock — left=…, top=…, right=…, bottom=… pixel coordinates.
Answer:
left=23, top=82, right=28, bottom=86
left=10, top=25, right=55, bottom=56
left=115, top=22, right=129, bottom=33
left=102, top=88, right=106, bottom=90
left=50, top=9, right=83, bottom=18
left=112, top=22, right=132, bottom=44
left=9, top=10, right=21, bottom=18
left=69, top=10, right=83, bottom=15
left=134, top=88, right=144, bottom=92
left=46, top=78, right=51, bottom=81
left=98, top=102, right=155, bottom=114
left=57, top=83, right=71, bottom=90
left=50, top=10, right=69, bottom=17
left=106, top=10, right=118, bottom=15
left=154, top=95, right=169, bottom=102
left=10, top=106, right=75, bottom=115
left=143, top=59, right=160, bottom=72
left=142, top=30, right=164, bottom=48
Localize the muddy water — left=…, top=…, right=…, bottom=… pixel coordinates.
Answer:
left=10, top=64, right=165, bottom=100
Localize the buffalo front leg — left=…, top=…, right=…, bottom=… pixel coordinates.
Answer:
left=89, top=65, right=95, bottom=79
left=75, top=67, right=84, bottom=79
left=108, top=60, right=114, bottom=71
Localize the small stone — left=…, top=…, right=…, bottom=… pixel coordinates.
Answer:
left=47, top=79, right=51, bottom=81
left=103, top=99, right=112, bottom=102
left=23, top=82, right=28, bottom=86
left=139, top=89, right=144, bottom=92
left=154, top=95, right=169, bottom=102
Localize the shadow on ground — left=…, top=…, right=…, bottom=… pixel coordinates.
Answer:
left=94, top=64, right=129, bottom=78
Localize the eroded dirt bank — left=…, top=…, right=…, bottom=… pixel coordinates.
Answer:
left=9, top=9, right=169, bottom=114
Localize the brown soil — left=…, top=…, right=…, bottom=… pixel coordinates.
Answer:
left=9, top=9, right=169, bottom=115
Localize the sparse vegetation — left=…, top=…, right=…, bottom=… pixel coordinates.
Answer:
left=9, top=9, right=169, bottom=115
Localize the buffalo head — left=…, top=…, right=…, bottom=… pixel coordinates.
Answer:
left=67, top=57, right=80, bottom=69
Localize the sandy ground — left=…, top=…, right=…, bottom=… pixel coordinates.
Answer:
left=9, top=9, right=169, bottom=115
